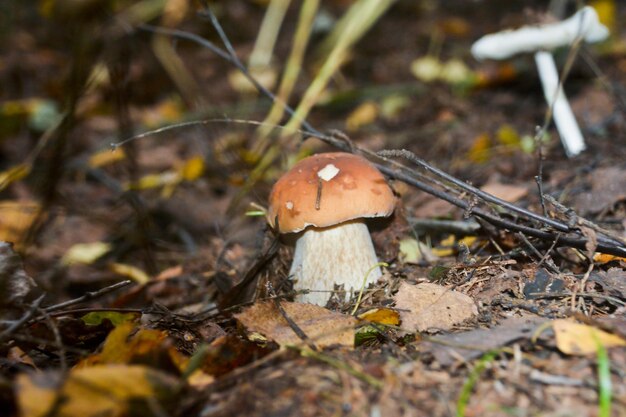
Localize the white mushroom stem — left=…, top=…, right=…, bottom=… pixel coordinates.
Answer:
left=471, top=6, right=609, bottom=158
left=534, top=51, right=585, bottom=157
left=290, top=221, right=382, bottom=306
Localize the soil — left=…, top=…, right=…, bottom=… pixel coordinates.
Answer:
left=1, top=1, right=625, bottom=416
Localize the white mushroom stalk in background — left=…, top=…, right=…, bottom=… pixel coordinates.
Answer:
left=471, top=6, right=609, bottom=157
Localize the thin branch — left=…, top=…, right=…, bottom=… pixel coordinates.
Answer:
left=0, top=294, right=46, bottom=342
left=43, top=280, right=133, bottom=313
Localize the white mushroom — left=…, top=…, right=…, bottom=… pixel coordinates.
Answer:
left=268, top=153, right=395, bottom=306
left=471, top=6, right=609, bottom=157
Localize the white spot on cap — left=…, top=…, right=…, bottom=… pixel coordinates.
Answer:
left=317, top=164, right=340, bottom=181
left=285, top=201, right=294, bottom=210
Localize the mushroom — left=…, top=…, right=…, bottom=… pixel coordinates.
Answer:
left=471, top=6, right=609, bottom=157
left=268, top=152, right=395, bottom=306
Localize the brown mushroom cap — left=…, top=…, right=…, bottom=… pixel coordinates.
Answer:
left=268, top=153, right=395, bottom=233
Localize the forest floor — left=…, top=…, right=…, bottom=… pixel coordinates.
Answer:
left=1, top=1, right=626, bottom=416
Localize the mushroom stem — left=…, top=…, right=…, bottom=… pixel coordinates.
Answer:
left=534, top=51, right=586, bottom=157
left=290, top=220, right=382, bottom=306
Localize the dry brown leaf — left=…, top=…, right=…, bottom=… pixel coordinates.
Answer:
left=0, top=241, right=36, bottom=307
left=553, top=319, right=626, bottom=355
left=234, top=301, right=357, bottom=348
left=579, top=226, right=598, bottom=260
left=573, top=167, right=626, bottom=214
left=394, top=282, right=478, bottom=333
left=422, top=316, right=547, bottom=366
left=16, top=365, right=178, bottom=417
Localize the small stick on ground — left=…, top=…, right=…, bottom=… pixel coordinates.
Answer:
left=0, top=294, right=46, bottom=342
left=267, top=282, right=318, bottom=351
left=43, top=280, right=133, bottom=313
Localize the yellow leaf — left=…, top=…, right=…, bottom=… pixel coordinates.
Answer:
left=590, top=0, right=616, bottom=33
left=380, top=94, right=410, bottom=121
left=496, top=124, right=521, bottom=147
left=16, top=365, right=178, bottom=417
left=553, top=319, right=626, bottom=355
left=410, top=56, right=443, bottom=83
left=399, top=237, right=422, bottom=264
left=88, top=148, right=126, bottom=168
left=432, top=234, right=455, bottom=257
left=140, top=97, right=185, bottom=128
left=431, top=247, right=455, bottom=257
left=345, top=101, right=379, bottom=132
left=468, top=133, right=491, bottom=163
left=127, top=171, right=180, bottom=191
left=0, top=200, right=40, bottom=246
left=459, top=236, right=477, bottom=247
left=0, top=164, right=31, bottom=191
left=440, top=59, right=474, bottom=85
left=593, top=252, right=626, bottom=264
left=62, top=242, right=111, bottom=265
left=180, top=156, right=204, bottom=181
left=109, top=263, right=150, bottom=284
left=358, top=308, right=400, bottom=326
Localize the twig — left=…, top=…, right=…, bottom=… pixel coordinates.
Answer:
left=38, top=307, right=68, bottom=372
left=43, top=280, right=132, bottom=313
left=267, top=282, right=317, bottom=351
left=47, top=307, right=143, bottom=317
left=517, top=233, right=559, bottom=274
left=0, top=294, right=46, bottom=342
left=529, top=291, right=625, bottom=307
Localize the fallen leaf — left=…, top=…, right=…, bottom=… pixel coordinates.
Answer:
left=593, top=253, right=626, bottom=264
left=580, top=226, right=598, bottom=260
left=0, top=200, right=41, bottom=247
left=358, top=308, right=400, bottom=326
left=198, top=334, right=273, bottom=377
left=109, top=262, right=150, bottom=284
left=410, top=56, right=443, bottom=83
left=422, top=317, right=547, bottom=366
left=61, top=242, right=111, bottom=266
left=468, top=133, right=491, bottom=163
left=553, top=319, right=626, bottom=355
left=394, top=282, right=478, bottom=333
left=0, top=241, right=36, bottom=307
left=589, top=267, right=626, bottom=299
left=573, top=167, right=626, bottom=215
left=495, top=124, right=521, bottom=147
left=345, top=101, right=378, bottom=132
left=155, top=265, right=184, bottom=281
left=16, top=365, right=179, bottom=417
left=440, top=59, right=474, bottom=85
left=399, top=237, right=436, bottom=264
left=180, top=156, right=205, bottom=181
left=81, top=311, right=140, bottom=327
left=88, top=148, right=126, bottom=168
left=480, top=182, right=528, bottom=203
left=234, top=301, right=357, bottom=348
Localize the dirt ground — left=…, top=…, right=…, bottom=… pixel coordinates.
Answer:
left=1, top=1, right=625, bottom=416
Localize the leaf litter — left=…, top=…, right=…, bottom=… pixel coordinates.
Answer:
left=1, top=2, right=626, bottom=417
